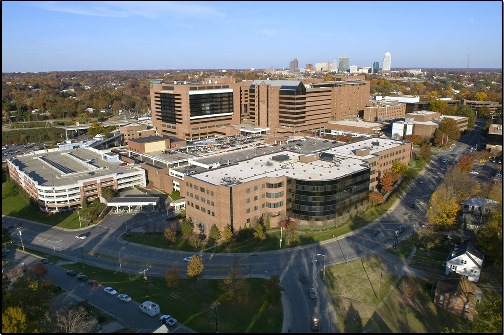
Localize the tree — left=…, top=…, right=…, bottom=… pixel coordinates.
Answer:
left=253, top=223, right=266, bottom=243
left=164, top=269, right=181, bottom=288
left=470, top=296, right=503, bottom=333
left=187, top=255, right=204, bottom=279
left=2, top=227, right=12, bottom=246
left=379, top=171, right=395, bottom=193
left=442, top=166, right=480, bottom=201
left=419, top=143, right=432, bottom=162
left=221, top=225, right=233, bottom=244
left=368, top=191, right=385, bottom=206
left=218, top=262, right=249, bottom=303
left=427, top=184, right=461, bottom=227
left=457, top=105, right=476, bottom=129
left=180, top=220, right=193, bottom=238
left=438, top=118, right=461, bottom=141
left=456, top=154, right=474, bottom=173
left=28, top=263, right=47, bottom=278
left=208, top=224, right=221, bottom=242
left=264, top=275, right=283, bottom=306
left=163, top=227, right=177, bottom=244
left=2, top=306, right=28, bottom=333
left=284, top=219, right=299, bottom=245
left=391, top=161, right=407, bottom=175
left=43, top=306, right=98, bottom=333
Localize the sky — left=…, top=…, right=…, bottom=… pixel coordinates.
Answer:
left=2, top=1, right=502, bottom=72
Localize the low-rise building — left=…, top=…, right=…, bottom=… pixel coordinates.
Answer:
left=445, top=241, right=484, bottom=282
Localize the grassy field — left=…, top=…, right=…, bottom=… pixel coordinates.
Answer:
left=323, top=253, right=487, bottom=333
left=61, top=262, right=282, bottom=333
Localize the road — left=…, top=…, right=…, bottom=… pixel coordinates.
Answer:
left=2, top=122, right=491, bottom=333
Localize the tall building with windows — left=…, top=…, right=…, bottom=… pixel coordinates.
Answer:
left=289, top=58, right=299, bottom=73
left=382, top=52, right=391, bottom=71
left=338, top=56, right=349, bottom=73
left=373, top=62, right=379, bottom=74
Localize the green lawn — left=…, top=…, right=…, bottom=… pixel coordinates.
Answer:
left=61, top=262, right=282, bottom=333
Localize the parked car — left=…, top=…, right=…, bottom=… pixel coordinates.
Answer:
left=159, top=314, right=172, bottom=323
left=470, top=171, right=479, bottom=175
left=183, top=256, right=193, bottom=262
left=77, top=273, right=88, bottom=282
left=117, top=293, right=131, bottom=302
left=75, top=233, right=88, bottom=240
left=104, top=287, right=117, bottom=295
left=441, top=158, right=447, bottom=163
left=88, top=279, right=100, bottom=287
left=298, top=274, right=308, bottom=284
left=66, top=270, right=77, bottom=277
left=163, top=317, right=177, bottom=327
left=40, top=258, right=49, bottom=264
left=308, top=288, right=317, bottom=299
left=311, top=317, right=320, bottom=332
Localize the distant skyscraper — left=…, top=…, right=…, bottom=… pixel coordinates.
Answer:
left=382, top=52, right=391, bottom=71
left=373, top=62, right=379, bottom=74
left=338, top=56, right=349, bottom=73
left=289, top=58, right=298, bottom=73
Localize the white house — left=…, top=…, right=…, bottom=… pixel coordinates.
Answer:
left=445, top=241, right=484, bottom=282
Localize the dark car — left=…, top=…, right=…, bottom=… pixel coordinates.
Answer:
left=40, top=258, right=49, bottom=264
left=77, top=273, right=88, bottom=282
left=311, top=317, right=320, bottom=332
left=66, top=270, right=77, bottom=277
left=298, top=274, right=308, bottom=284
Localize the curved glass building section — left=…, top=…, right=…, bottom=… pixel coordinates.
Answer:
left=288, top=168, right=370, bottom=221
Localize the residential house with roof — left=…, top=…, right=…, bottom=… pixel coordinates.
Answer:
left=445, top=241, right=484, bottom=282
left=434, top=275, right=482, bottom=321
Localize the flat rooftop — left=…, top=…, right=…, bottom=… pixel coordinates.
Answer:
left=10, top=147, right=143, bottom=187
left=328, top=120, right=382, bottom=128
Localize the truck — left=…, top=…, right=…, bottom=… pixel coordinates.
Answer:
left=139, top=301, right=160, bottom=317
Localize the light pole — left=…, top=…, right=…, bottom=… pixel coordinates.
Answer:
left=77, top=209, right=82, bottom=228
left=17, top=227, right=25, bottom=251
left=316, top=253, right=326, bottom=278
left=210, top=301, right=220, bottom=333
left=119, top=247, right=125, bottom=272
left=140, top=268, right=149, bottom=298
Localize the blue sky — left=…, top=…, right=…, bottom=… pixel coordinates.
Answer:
left=2, top=1, right=502, bottom=72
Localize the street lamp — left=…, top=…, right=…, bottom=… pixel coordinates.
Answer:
left=17, top=227, right=25, bottom=251
left=316, top=253, right=326, bottom=278
left=119, top=247, right=125, bottom=272
left=77, top=209, right=82, bottom=228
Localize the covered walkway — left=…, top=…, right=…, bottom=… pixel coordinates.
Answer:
left=107, top=196, right=161, bottom=213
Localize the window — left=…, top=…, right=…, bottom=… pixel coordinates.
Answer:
left=246, top=208, right=250, bottom=213
left=246, top=188, right=250, bottom=193
left=254, top=186, right=258, bottom=191
left=200, top=187, right=205, bottom=193
left=194, top=185, right=199, bottom=191
left=246, top=198, right=250, bottom=203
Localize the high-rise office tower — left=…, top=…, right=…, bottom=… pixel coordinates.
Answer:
left=372, top=62, right=379, bottom=74
left=338, top=56, right=349, bottom=73
left=382, top=52, right=391, bottom=71
left=289, top=58, right=299, bottom=73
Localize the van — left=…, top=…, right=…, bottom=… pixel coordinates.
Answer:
left=139, top=301, right=160, bottom=317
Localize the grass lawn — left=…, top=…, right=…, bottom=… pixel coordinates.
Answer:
left=323, top=254, right=476, bottom=333
left=61, top=262, right=282, bottom=333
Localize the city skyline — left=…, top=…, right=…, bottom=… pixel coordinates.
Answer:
left=2, top=1, right=502, bottom=72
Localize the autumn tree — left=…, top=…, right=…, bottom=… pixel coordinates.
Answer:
left=456, top=154, right=474, bottom=173
left=469, top=296, right=503, bottom=333
left=391, top=161, right=407, bottom=175
left=419, top=143, right=432, bottom=162
left=2, top=306, right=28, bottom=333
left=368, top=191, right=385, bottom=206
left=43, top=306, right=98, bottom=333
left=427, top=184, right=461, bottom=228
left=221, top=225, right=233, bottom=244
left=379, top=171, right=395, bottom=193
left=438, top=117, right=461, bottom=141
left=253, top=222, right=266, bottom=243
left=164, top=269, right=181, bottom=288
left=218, top=262, right=249, bottom=303
left=186, top=255, right=204, bottom=279
left=28, top=263, right=48, bottom=278
left=264, top=275, right=283, bottom=306
left=442, top=166, right=480, bottom=201
left=474, top=183, right=502, bottom=266
left=163, top=227, right=177, bottom=244
left=283, top=219, right=299, bottom=245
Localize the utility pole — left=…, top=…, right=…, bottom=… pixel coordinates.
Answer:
left=210, top=301, right=220, bottom=333
left=17, top=227, right=25, bottom=251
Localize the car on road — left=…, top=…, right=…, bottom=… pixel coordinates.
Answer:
left=441, top=158, right=447, bottom=163
left=159, top=314, right=172, bottom=323
left=117, top=293, right=132, bottom=302
left=40, top=258, right=49, bottom=264
left=298, top=274, right=308, bottom=284
left=183, top=256, right=193, bottom=262
left=311, top=317, right=320, bottom=332
left=469, top=171, right=479, bottom=175
left=77, top=273, right=88, bottom=282
left=75, top=233, right=88, bottom=239
left=308, top=288, right=317, bottom=299
left=163, top=316, right=177, bottom=327
left=104, top=287, right=117, bottom=295
left=66, top=270, right=77, bottom=277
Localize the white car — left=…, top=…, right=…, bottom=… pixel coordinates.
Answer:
left=75, top=234, right=87, bottom=239
left=183, top=256, right=193, bottom=262
left=117, top=293, right=131, bottom=302
left=470, top=171, right=479, bottom=175
left=104, top=287, right=117, bottom=295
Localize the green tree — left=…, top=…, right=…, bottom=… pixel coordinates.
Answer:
left=208, top=224, right=221, bottom=242
left=186, top=255, right=204, bottom=279
left=180, top=220, right=193, bottom=238
left=264, top=275, right=283, bottom=306
left=456, top=105, right=476, bottom=129
left=470, top=296, right=503, bottom=333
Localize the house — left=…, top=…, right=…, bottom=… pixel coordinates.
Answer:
left=461, top=197, right=498, bottom=215
left=445, top=241, right=484, bottom=282
left=434, top=275, right=482, bottom=321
